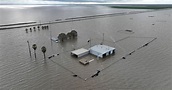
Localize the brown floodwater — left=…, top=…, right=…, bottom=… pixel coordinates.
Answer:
left=0, top=5, right=171, bottom=90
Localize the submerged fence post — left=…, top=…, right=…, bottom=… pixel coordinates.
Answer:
left=27, top=40, right=32, bottom=58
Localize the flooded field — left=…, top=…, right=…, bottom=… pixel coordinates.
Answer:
left=0, top=5, right=171, bottom=90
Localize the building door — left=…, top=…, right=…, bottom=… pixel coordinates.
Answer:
left=109, top=51, right=111, bottom=55
left=103, top=53, right=106, bottom=58
left=112, top=50, right=115, bottom=54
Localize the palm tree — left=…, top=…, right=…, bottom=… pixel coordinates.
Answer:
left=58, top=33, right=67, bottom=42
left=41, top=46, right=46, bottom=59
left=32, top=44, right=37, bottom=59
left=71, top=30, right=77, bottom=38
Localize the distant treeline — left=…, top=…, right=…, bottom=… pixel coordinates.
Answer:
left=107, top=4, right=172, bottom=9
left=0, top=21, right=36, bottom=27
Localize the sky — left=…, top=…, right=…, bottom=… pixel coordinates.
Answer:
left=0, top=0, right=172, bottom=4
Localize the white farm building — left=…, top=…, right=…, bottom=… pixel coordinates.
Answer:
left=89, top=45, right=115, bottom=58
left=71, top=48, right=89, bottom=58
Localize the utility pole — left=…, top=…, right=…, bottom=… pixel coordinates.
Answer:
left=49, top=21, right=52, bottom=39
left=102, top=33, right=104, bottom=45
left=49, top=21, right=54, bottom=52
left=89, top=38, right=91, bottom=60
left=49, top=21, right=52, bottom=43
left=27, top=41, right=32, bottom=58
left=89, top=38, right=91, bottom=48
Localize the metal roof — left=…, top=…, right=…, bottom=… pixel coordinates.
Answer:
left=71, top=48, right=89, bottom=55
left=90, top=45, right=115, bottom=54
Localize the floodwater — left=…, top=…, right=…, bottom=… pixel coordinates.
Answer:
left=0, top=5, right=171, bottom=90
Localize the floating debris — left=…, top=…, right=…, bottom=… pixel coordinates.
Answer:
left=48, top=53, right=59, bottom=59
left=48, top=56, right=53, bottom=59
left=143, top=43, right=149, bottom=47
left=117, top=29, right=134, bottom=34
left=148, top=15, right=155, bottom=17
left=91, top=70, right=100, bottom=78
left=122, top=57, right=126, bottom=59
left=125, top=29, right=132, bottom=32
left=128, top=50, right=135, bottom=55
left=73, top=75, right=78, bottom=77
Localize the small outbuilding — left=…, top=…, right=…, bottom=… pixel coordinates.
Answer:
left=79, top=58, right=89, bottom=65
left=89, top=45, right=115, bottom=58
left=71, top=48, right=89, bottom=58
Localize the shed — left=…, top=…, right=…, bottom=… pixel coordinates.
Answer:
left=79, top=58, right=89, bottom=65
left=71, top=48, right=89, bottom=58
left=89, top=45, right=115, bottom=58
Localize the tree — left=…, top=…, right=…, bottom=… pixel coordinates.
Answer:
left=25, top=28, right=28, bottom=33
left=67, top=32, right=72, bottom=39
left=41, top=46, right=46, bottom=59
left=30, top=28, right=32, bottom=32
left=37, top=26, right=40, bottom=29
left=58, top=33, right=67, bottom=42
left=47, top=26, right=49, bottom=29
left=41, top=26, right=44, bottom=29
left=33, top=27, right=36, bottom=31
left=71, top=30, right=77, bottom=38
left=32, top=44, right=37, bottom=59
